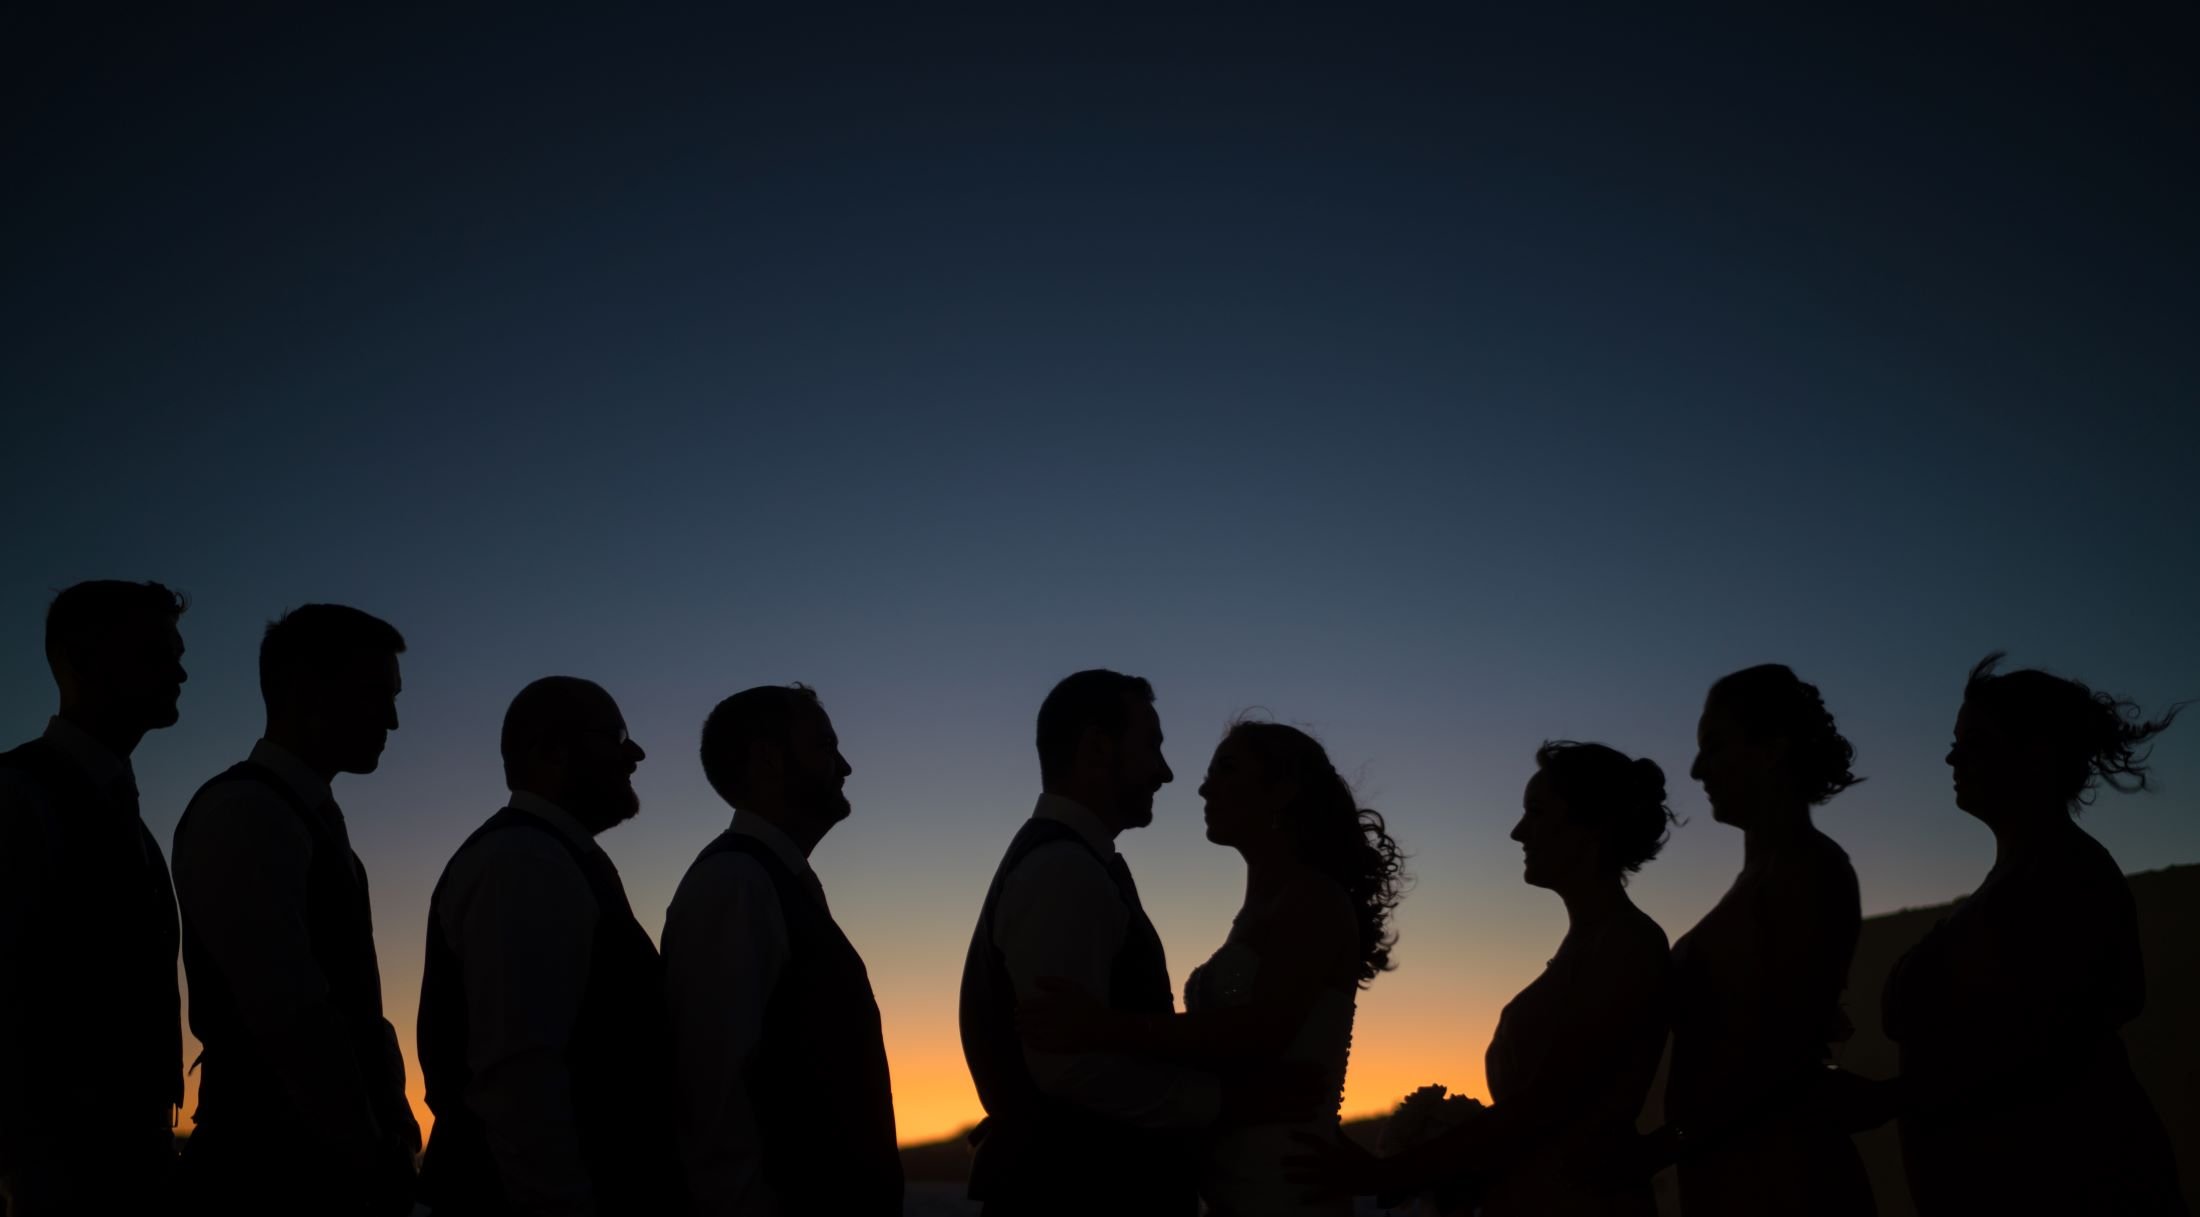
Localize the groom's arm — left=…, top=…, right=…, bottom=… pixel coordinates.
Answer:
left=664, top=851, right=789, bottom=1217
left=445, top=834, right=601, bottom=1217
left=994, top=842, right=1220, bottom=1129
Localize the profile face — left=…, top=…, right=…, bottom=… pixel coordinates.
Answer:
left=570, top=698, right=646, bottom=826
left=119, top=621, right=188, bottom=730
left=1197, top=734, right=1284, bottom=848
left=1946, top=701, right=2028, bottom=820
left=1690, top=696, right=1775, bottom=827
left=1111, top=699, right=1174, bottom=828
left=787, top=705, right=853, bottom=825
left=1511, top=771, right=1597, bottom=890
left=330, top=653, right=402, bottom=775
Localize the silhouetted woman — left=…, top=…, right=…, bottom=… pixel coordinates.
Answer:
left=1022, top=720, right=1405, bottom=1217
left=1883, top=654, right=2185, bottom=1216
left=1287, top=741, right=1674, bottom=1217
left=1667, top=665, right=1874, bottom=1217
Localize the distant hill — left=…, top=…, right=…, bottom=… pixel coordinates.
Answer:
left=904, top=864, right=2199, bottom=1217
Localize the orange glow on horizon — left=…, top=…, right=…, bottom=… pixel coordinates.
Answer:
left=176, top=993, right=1503, bottom=1150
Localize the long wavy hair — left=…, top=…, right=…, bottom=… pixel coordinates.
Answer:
left=1964, top=652, right=2185, bottom=809
left=1225, top=720, right=1407, bottom=986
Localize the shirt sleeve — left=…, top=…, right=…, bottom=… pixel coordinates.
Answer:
left=992, top=842, right=1220, bottom=1129
left=664, top=851, right=789, bottom=1217
left=170, top=781, right=383, bottom=1165
left=441, top=829, right=601, bottom=1217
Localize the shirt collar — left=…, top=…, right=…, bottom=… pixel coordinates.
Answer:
left=248, top=739, right=334, bottom=809
left=1034, top=792, right=1118, bottom=857
left=508, top=789, right=598, bottom=848
left=731, top=811, right=821, bottom=887
left=42, top=716, right=134, bottom=799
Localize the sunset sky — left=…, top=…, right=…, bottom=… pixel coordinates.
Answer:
left=6, top=7, right=2197, bottom=1145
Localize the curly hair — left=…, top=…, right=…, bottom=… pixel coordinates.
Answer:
left=1964, top=652, right=2185, bottom=809
left=1535, top=741, right=1677, bottom=878
left=1225, top=720, right=1407, bottom=986
left=1709, top=664, right=1863, bottom=806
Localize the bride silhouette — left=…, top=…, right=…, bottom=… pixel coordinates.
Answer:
left=1021, top=719, right=1405, bottom=1217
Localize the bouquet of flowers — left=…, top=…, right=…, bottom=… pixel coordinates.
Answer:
left=1376, top=1084, right=1484, bottom=1217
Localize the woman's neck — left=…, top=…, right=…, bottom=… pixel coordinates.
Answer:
left=1742, top=800, right=1815, bottom=865
left=1558, top=878, right=1629, bottom=927
left=1987, top=803, right=2079, bottom=867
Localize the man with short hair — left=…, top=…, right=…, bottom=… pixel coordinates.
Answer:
left=664, top=684, right=902, bottom=1216
left=172, top=603, right=418, bottom=1217
left=418, top=676, right=688, bottom=1217
left=959, top=669, right=1215, bottom=1217
left=0, top=580, right=189, bottom=1215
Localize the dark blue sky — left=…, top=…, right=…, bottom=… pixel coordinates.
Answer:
left=6, top=4, right=2196, bottom=1134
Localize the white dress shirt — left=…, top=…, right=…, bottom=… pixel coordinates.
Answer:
left=0, top=718, right=148, bottom=1155
left=170, top=739, right=404, bottom=1160
left=662, top=811, right=825, bottom=1217
left=992, top=794, right=1220, bottom=1128
left=432, top=790, right=605, bottom=1217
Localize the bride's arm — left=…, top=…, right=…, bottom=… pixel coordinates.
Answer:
left=1023, top=879, right=1354, bottom=1068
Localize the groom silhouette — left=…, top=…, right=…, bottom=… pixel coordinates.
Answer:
left=959, top=670, right=1215, bottom=1217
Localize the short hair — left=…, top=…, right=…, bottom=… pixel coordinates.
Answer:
left=259, top=604, right=405, bottom=704
left=1963, top=652, right=2185, bottom=808
left=1708, top=664, right=1862, bottom=806
left=500, top=675, right=613, bottom=788
left=45, top=580, right=188, bottom=668
left=1535, top=740, right=1676, bottom=877
left=699, top=683, right=824, bottom=807
left=1036, top=669, right=1155, bottom=787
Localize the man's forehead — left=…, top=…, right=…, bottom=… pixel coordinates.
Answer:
left=793, top=701, right=834, bottom=737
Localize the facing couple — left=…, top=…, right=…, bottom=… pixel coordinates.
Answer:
left=959, top=669, right=1406, bottom=1217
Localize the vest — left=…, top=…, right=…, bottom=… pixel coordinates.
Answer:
left=417, top=807, right=687, bottom=1217
left=0, top=741, right=181, bottom=1134
left=692, top=831, right=902, bottom=1214
left=958, top=817, right=1193, bottom=1212
left=174, top=762, right=401, bottom=1144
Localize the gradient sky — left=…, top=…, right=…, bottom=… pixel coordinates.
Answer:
left=6, top=7, right=2197, bottom=1144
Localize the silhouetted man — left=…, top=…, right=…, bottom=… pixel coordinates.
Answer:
left=0, top=581, right=187, bottom=1216
left=959, top=669, right=1214, bottom=1217
left=418, top=677, right=688, bottom=1217
left=664, top=685, right=901, bottom=1217
left=171, top=604, right=418, bottom=1217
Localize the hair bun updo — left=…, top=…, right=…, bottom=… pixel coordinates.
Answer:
left=1536, top=741, right=1678, bottom=878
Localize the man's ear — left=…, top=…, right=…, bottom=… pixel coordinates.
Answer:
left=747, top=737, right=785, bottom=792
left=521, top=737, right=567, bottom=785
left=1074, top=724, right=1116, bottom=779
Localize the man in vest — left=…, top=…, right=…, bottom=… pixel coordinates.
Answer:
left=664, top=684, right=902, bottom=1216
left=418, top=676, right=688, bottom=1217
left=171, top=603, right=418, bottom=1217
left=0, top=580, right=188, bottom=1215
left=959, top=669, right=1216, bottom=1217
